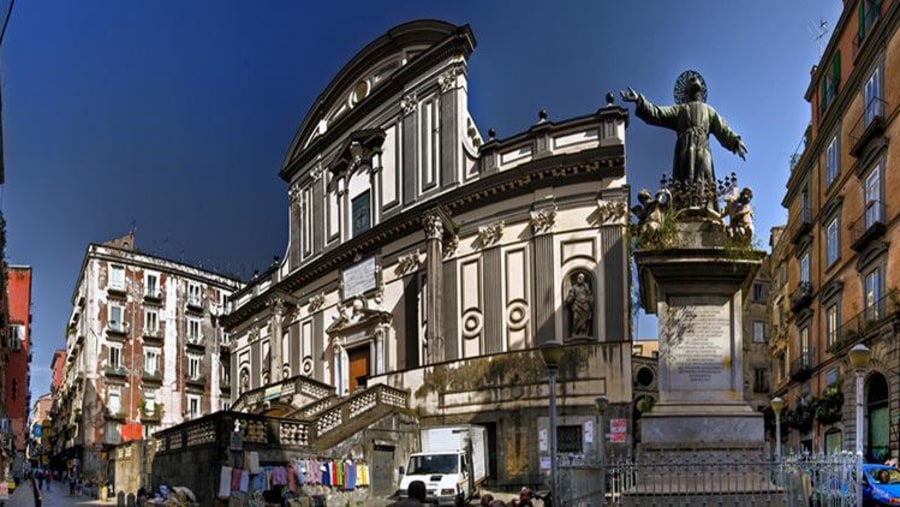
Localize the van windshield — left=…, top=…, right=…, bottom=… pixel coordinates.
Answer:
left=407, top=454, right=458, bottom=475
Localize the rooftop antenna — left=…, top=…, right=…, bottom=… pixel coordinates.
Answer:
left=808, top=19, right=830, bottom=57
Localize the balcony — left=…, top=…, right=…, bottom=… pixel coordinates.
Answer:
left=186, top=297, right=204, bottom=313
left=142, top=369, right=163, bottom=384
left=107, top=284, right=127, bottom=298
left=790, top=282, right=814, bottom=312
left=788, top=125, right=811, bottom=173
left=104, top=366, right=128, bottom=379
left=185, top=374, right=206, bottom=389
left=789, top=206, right=812, bottom=244
left=829, top=290, right=898, bottom=353
left=850, top=96, right=888, bottom=158
left=104, top=408, right=127, bottom=422
left=185, top=337, right=205, bottom=351
left=107, top=324, right=128, bottom=340
left=143, top=290, right=162, bottom=304
left=142, top=403, right=164, bottom=422
left=142, top=328, right=165, bottom=345
left=850, top=201, right=886, bottom=251
left=790, top=350, right=814, bottom=381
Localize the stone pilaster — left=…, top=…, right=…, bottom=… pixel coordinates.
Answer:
left=424, top=213, right=445, bottom=364
left=270, top=298, right=285, bottom=382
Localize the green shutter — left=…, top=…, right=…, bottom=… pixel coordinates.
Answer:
left=859, top=0, right=866, bottom=40
left=832, top=51, right=841, bottom=91
left=820, top=78, right=827, bottom=114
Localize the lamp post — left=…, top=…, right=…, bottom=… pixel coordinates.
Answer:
left=539, top=341, right=564, bottom=502
left=595, top=396, right=609, bottom=502
left=771, top=397, right=784, bottom=461
left=849, top=344, right=871, bottom=507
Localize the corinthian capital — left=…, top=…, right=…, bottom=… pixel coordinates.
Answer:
left=423, top=214, right=444, bottom=240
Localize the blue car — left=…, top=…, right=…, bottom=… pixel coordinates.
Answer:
left=863, top=464, right=900, bottom=506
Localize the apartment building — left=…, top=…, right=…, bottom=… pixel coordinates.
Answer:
left=776, top=0, right=899, bottom=459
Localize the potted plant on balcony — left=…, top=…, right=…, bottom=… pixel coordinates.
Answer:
left=815, top=387, right=844, bottom=425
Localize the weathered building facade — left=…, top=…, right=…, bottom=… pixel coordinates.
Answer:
left=776, top=0, right=900, bottom=459
left=5, top=265, right=32, bottom=480
left=223, top=20, right=633, bottom=489
left=52, top=234, right=242, bottom=479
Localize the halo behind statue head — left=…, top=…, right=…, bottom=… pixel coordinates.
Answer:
left=674, top=70, right=708, bottom=104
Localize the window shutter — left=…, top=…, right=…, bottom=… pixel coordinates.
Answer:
left=820, top=78, right=827, bottom=114
left=832, top=52, right=841, bottom=91
left=858, top=0, right=866, bottom=40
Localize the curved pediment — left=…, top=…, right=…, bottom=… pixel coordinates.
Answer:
left=280, top=20, right=476, bottom=182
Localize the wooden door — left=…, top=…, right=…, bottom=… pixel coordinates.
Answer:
left=348, top=346, right=369, bottom=392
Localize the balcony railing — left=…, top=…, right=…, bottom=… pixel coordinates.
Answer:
left=790, top=350, right=815, bottom=381
left=830, top=290, right=898, bottom=353
left=790, top=206, right=812, bottom=244
left=186, top=297, right=203, bottom=312
left=789, top=127, right=810, bottom=172
left=104, top=366, right=128, bottom=378
left=185, top=374, right=206, bottom=388
left=142, top=369, right=163, bottom=383
left=143, top=290, right=162, bottom=302
left=790, top=281, right=814, bottom=312
left=143, top=328, right=164, bottom=344
left=850, top=96, right=888, bottom=157
left=850, top=200, right=886, bottom=251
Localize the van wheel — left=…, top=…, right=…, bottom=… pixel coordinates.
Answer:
left=455, top=491, right=467, bottom=506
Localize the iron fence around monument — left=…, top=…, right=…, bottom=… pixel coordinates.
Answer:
left=558, top=451, right=859, bottom=507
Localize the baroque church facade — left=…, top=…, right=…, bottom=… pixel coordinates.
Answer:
left=223, top=20, right=633, bottom=486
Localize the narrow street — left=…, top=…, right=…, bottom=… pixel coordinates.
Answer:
left=3, top=480, right=111, bottom=507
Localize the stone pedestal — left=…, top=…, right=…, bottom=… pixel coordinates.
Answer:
left=626, top=221, right=781, bottom=505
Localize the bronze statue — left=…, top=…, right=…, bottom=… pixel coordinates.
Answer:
left=621, top=70, right=747, bottom=190
left=566, top=273, right=593, bottom=337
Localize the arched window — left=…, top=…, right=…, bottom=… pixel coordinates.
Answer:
left=867, top=372, right=889, bottom=462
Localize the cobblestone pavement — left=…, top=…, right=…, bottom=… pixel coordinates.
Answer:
left=2, top=480, right=112, bottom=507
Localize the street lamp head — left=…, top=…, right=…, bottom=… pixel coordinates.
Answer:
left=539, top=341, right=564, bottom=371
left=771, top=396, right=784, bottom=415
left=848, top=344, right=872, bottom=371
left=595, top=396, right=609, bottom=415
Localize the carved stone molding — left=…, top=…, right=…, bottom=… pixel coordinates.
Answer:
left=438, top=68, right=459, bottom=93
left=310, top=164, right=324, bottom=182
left=530, top=206, right=557, bottom=235
left=308, top=293, right=325, bottom=312
left=596, top=199, right=629, bottom=224
left=477, top=221, right=504, bottom=248
left=423, top=214, right=444, bottom=240
left=288, top=183, right=302, bottom=207
left=395, top=250, right=425, bottom=276
left=400, top=93, right=417, bottom=116
left=443, top=235, right=459, bottom=259
left=249, top=327, right=260, bottom=342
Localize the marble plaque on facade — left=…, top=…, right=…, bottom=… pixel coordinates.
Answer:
left=662, top=297, right=732, bottom=392
left=342, top=256, right=376, bottom=299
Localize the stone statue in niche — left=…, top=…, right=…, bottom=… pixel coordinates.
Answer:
left=240, top=370, right=250, bottom=393
left=566, top=272, right=594, bottom=337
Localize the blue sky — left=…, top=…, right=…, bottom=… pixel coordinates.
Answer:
left=1, top=1, right=842, bottom=396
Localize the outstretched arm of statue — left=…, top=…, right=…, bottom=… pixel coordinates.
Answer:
left=622, top=88, right=678, bottom=129
left=709, top=106, right=748, bottom=160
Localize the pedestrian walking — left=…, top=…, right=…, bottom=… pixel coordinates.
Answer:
left=69, top=475, right=76, bottom=495
left=35, top=469, right=44, bottom=491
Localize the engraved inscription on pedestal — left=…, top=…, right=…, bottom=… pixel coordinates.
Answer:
left=662, top=297, right=733, bottom=393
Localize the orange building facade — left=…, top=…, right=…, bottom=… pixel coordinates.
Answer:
left=774, top=0, right=899, bottom=460
left=4, top=266, right=32, bottom=479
